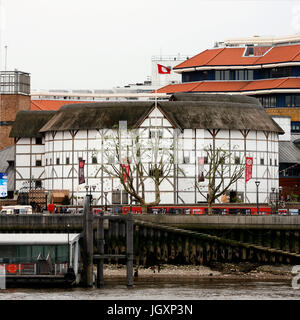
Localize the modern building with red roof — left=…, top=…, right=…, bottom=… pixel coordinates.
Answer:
left=157, top=34, right=300, bottom=200
left=157, top=35, right=300, bottom=134
left=30, top=100, right=94, bottom=111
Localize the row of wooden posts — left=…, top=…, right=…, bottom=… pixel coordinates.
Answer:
left=81, top=196, right=134, bottom=287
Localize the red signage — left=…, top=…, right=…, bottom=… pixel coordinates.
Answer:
left=6, top=264, right=18, bottom=274
left=79, top=160, right=85, bottom=185
left=122, top=164, right=130, bottom=183
left=48, top=203, right=55, bottom=213
left=245, top=157, right=253, bottom=182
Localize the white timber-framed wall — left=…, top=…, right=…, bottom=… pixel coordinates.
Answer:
left=15, top=136, right=45, bottom=191
left=15, top=106, right=279, bottom=205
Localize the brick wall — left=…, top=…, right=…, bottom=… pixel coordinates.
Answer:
left=266, top=108, right=300, bottom=122
left=0, top=94, right=31, bottom=150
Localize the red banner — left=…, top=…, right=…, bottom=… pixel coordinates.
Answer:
left=122, top=164, right=130, bottom=183
left=79, top=160, right=85, bottom=185
left=245, top=157, right=253, bottom=183
left=197, top=157, right=205, bottom=182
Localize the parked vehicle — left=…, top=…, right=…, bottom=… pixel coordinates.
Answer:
left=120, top=204, right=272, bottom=215
left=0, top=205, right=33, bottom=215
left=289, top=209, right=299, bottom=215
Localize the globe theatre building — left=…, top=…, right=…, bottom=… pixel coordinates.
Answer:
left=10, top=94, right=283, bottom=206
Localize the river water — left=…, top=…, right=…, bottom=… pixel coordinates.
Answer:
left=0, top=279, right=299, bottom=300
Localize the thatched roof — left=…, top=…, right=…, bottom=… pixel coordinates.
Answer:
left=9, top=111, right=56, bottom=138
left=11, top=94, right=284, bottom=136
left=40, top=102, right=154, bottom=132
left=170, top=93, right=258, bottom=104
left=160, top=94, right=284, bottom=133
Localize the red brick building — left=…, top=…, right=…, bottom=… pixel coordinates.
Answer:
left=0, top=71, right=31, bottom=150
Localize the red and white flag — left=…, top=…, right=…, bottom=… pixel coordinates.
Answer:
left=245, top=157, right=253, bottom=183
left=157, top=64, right=171, bottom=74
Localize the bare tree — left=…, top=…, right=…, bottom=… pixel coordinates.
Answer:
left=102, top=124, right=180, bottom=212
left=196, top=144, right=245, bottom=215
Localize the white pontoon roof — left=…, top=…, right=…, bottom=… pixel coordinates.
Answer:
left=0, top=233, right=80, bottom=245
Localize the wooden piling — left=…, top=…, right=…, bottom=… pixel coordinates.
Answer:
left=96, top=217, right=105, bottom=288
left=295, top=231, right=300, bottom=253
left=126, top=212, right=134, bottom=286
left=82, top=196, right=94, bottom=287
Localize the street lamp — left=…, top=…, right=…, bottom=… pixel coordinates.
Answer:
left=85, top=185, right=96, bottom=204
left=130, top=194, right=132, bottom=215
left=279, top=186, right=283, bottom=200
left=67, top=223, right=70, bottom=268
left=104, top=192, right=108, bottom=213
left=271, top=186, right=282, bottom=214
left=271, top=187, right=276, bottom=214
left=255, top=181, right=260, bottom=215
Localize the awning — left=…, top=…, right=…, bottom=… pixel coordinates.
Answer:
left=0, top=233, right=80, bottom=245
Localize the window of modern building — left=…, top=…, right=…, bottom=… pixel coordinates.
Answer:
left=246, top=46, right=254, bottom=56
left=270, top=67, right=292, bottom=78
left=291, top=122, right=300, bottom=133
left=284, top=95, right=300, bottom=107
left=56, top=158, right=60, bottom=165
left=35, top=160, right=42, bottom=167
left=204, top=156, right=208, bottom=164
left=285, top=95, right=293, bottom=107
left=248, top=70, right=254, bottom=80
left=270, top=158, right=272, bottom=166
left=260, top=158, right=264, bottom=165
left=235, top=69, right=254, bottom=80
left=258, top=95, right=277, bottom=108
left=66, top=157, right=70, bottom=165
left=215, top=70, right=230, bottom=80
left=295, top=95, right=300, bottom=106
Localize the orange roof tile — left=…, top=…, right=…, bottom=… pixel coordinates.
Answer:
left=174, top=44, right=300, bottom=69
left=280, top=78, right=300, bottom=88
left=256, top=44, right=300, bottom=64
left=30, top=100, right=96, bottom=111
left=157, top=78, right=300, bottom=94
left=205, top=48, right=260, bottom=66
left=157, top=82, right=200, bottom=93
left=192, top=81, right=248, bottom=92
left=174, top=48, right=225, bottom=69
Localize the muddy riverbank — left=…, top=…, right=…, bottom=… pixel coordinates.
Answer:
left=102, top=263, right=294, bottom=282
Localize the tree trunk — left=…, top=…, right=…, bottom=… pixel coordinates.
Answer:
left=207, top=200, right=213, bottom=215
left=141, top=204, right=148, bottom=214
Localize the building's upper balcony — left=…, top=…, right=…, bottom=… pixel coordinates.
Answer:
left=0, top=71, right=30, bottom=95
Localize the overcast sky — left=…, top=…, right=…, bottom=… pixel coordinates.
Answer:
left=0, top=0, right=299, bottom=90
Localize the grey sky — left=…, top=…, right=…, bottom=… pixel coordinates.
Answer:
left=0, top=0, right=299, bottom=90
